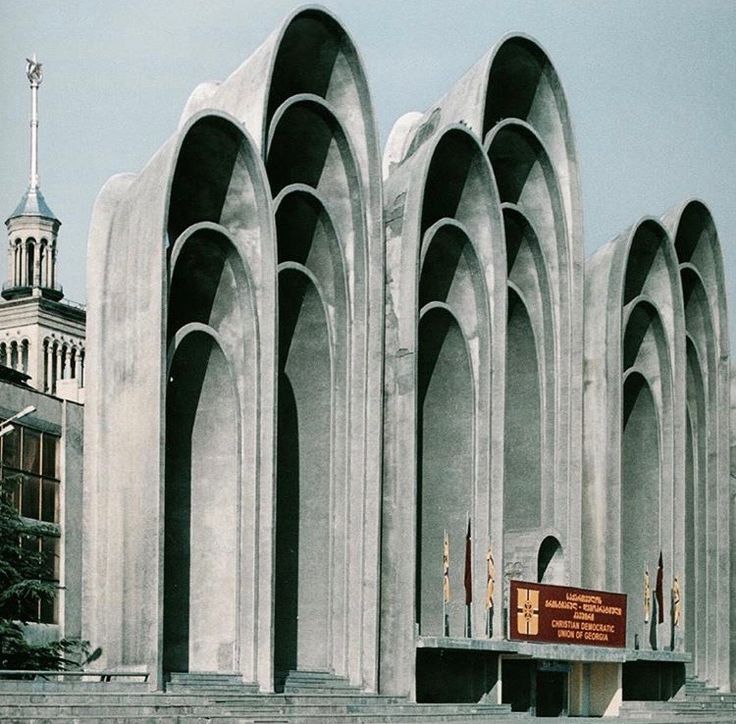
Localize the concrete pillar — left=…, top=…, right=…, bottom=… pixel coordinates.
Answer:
left=33, top=241, right=41, bottom=287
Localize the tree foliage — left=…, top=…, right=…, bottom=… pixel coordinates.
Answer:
left=0, top=475, right=89, bottom=670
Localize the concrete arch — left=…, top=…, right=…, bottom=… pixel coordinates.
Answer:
left=380, top=123, right=505, bottom=696
left=486, top=120, right=573, bottom=579
left=583, top=217, right=685, bottom=657
left=83, top=106, right=276, bottom=689
left=163, top=325, right=241, bottom=674
left=274, top=265, right=340, bottom=682
left=662, top=199, right=730, bottom=687
left=416, top=304, right=475, bottom=638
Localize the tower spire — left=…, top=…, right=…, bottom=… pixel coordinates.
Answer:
left=25, top=54, right=43, bottom=191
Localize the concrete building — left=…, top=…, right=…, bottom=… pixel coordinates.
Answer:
left=0, top=56, right=86, bottom=652
left=81, top=6, right=732, bottom=718
left=0, top=367, right=84, bottom=645
left=2, top=56, right=86, bottom=403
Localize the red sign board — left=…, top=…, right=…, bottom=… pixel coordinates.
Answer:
left=509, top=580, right=627, bottom=648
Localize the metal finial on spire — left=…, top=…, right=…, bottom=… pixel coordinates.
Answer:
left=25, top=54, right=43, bottom=191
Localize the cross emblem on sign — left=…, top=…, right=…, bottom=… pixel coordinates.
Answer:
left=516, top=587, right=540, bottom=635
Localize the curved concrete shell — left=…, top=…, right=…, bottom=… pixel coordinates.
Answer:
left=380, top=125, right=506, bottom=696
left=583, top=218, right=686, bottom=655
left=84, top=111, right=277, bottom=689
left=81, top=6, right=733, bottom=711
left=662, top=199, right=730, bottom=689
left=84, top=7, right=382, bottom=693
left=385, top=34, right=583, bottom=593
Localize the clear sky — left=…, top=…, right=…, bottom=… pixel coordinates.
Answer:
left=1, top=1, right=734, bottom=347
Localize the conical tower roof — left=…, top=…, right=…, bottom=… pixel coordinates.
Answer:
left=6, top=185, right=58, bottom=225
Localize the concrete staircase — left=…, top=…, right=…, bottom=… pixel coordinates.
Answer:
left=0, top=675, right=521, bottom=723
left=618, top=676, right=736, bottom=720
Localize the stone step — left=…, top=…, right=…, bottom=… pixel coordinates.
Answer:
left=220, top=702, right=509, bottom=716
left=0, top=703, right=221, bottom=717
left=212, top=693, right=407, bottom=706
left=0, top=718, right=283, bottom=724
left=0, top=693, right=213, bottom=705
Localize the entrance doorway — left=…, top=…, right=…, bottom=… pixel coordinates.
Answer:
left=536, top=669, right=568, bottom=717
left=501, top=658, right=569, bottom=717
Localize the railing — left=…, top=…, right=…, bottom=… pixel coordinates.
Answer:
left=0, top=670, right=149, bottom=682
left=1, top=281, right=64, bottom=294
left=59, top=297, right=86, bottom=311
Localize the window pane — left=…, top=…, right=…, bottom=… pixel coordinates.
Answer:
left=2, top=426, right=20, bottom=468
left=40, top=596, right=56, bottom=624
left=2, top=470, right=21, bottom=507
left=42, top=435, right=59, bottom=478
left=41, top=535, right=60, bottom=581
left=20, top=474, right=40, bottom=519
left=23, top=429, right=41, bottom=474
left=41, top=479, right=58, bottom=523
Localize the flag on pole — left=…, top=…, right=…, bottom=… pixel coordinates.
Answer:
left=486, top=545, right=495, bottom=610
left=443, top=530, right=450, bottom=604
left=486, top=544, right=495, bottom=637
left=643, top=568, right=651, bottom=624
left=464, top=517, right=472, bottom=606
left=655, top=551, right=664, bottom=624
left=464, top=516, right=472, bottom=637
left=443, top=530, right=450, bottom=637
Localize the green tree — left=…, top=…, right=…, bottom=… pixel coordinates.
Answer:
left=0, top=475, right=89, bottom=670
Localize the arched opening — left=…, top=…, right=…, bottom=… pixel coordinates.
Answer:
left=416, top=306, right=473, bottom=636
left=538, top=536, right=564, bottom=584
left=163, top=330, right=239, bottom=673
left=685, top=339, right=707, bottom=669
left=25, top=241, right=35, bottom=287
left=275, top=269, right=332, bottom=677
left=621, top=372, right=660, bottom=646
left=21, top=340, right=29, bottom=374
left=504, top=289, right=541, bottom=530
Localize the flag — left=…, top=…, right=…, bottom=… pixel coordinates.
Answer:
left=655, top=551, right=664, bottom=624
left=443, top=530, right=450, bottom=604
left=643, top=569, right=651, bottom=624
left=486, top=545, right=495, bottom=610
left=464, top=517, right=472, bottom=606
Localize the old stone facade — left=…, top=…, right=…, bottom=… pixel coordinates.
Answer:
left=82, top=6, right=732, bottom=715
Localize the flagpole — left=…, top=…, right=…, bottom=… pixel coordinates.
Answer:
left=443, top=529, right=450, bottom=637
left=464, top=512, right=471, bottom=638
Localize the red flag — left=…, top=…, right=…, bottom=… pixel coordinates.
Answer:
left=655, top=551, right=664, bottom=624
left=464, top=517, right=472, bottom=605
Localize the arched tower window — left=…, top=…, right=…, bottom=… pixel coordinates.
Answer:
left=25, top=239, right=35, bottom=287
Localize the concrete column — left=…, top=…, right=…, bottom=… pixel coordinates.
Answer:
left=19, top=243, right=25, bottom=288
left=7, top=245, right=14, bottom=287
left=44, top=340, right=52, bottom=392
left=33, top=241, right=41, bottom=287
left=54, top=344, right=62, bottom=393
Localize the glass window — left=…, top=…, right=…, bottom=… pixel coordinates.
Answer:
left=41, top=479, right=58, bottom=523
left=2, top=426, right=20, bottom=468
left=21, top=474, right=41, bottom=519
left=23, top=429, right=41, bottom=474
left=42, top=435, right=58, bottom=478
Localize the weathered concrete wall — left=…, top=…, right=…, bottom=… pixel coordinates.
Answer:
left=83, top=5, right=383, bottom=693
left=81, top=4, right=732, bottom=701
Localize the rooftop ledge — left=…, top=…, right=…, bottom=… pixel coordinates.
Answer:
left=416, top=635, right=692, bottom=664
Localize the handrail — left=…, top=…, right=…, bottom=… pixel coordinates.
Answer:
left=0, top=669, right=149, bottom=682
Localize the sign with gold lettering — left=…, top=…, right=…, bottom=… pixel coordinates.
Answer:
left=509, top=580, right=627, bottom=648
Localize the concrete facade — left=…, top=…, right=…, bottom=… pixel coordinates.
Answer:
left=82, top=5, right=732, bottom=711
left=0, top=375, right=83, bottom=643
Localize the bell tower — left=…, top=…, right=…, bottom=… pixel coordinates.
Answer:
left=4, top=55, right=63, bottom=302
left=0, top=56, right=85, bottom=402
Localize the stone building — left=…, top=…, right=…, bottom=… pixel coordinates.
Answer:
left=82, top=6, right=732, bottom=717
left=0, top=55, right=86, bottom=650
left=2, top=56, right=86, bottom=403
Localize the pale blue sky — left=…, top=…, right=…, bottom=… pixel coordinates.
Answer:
left=1, top=1, right=734, bottom=347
